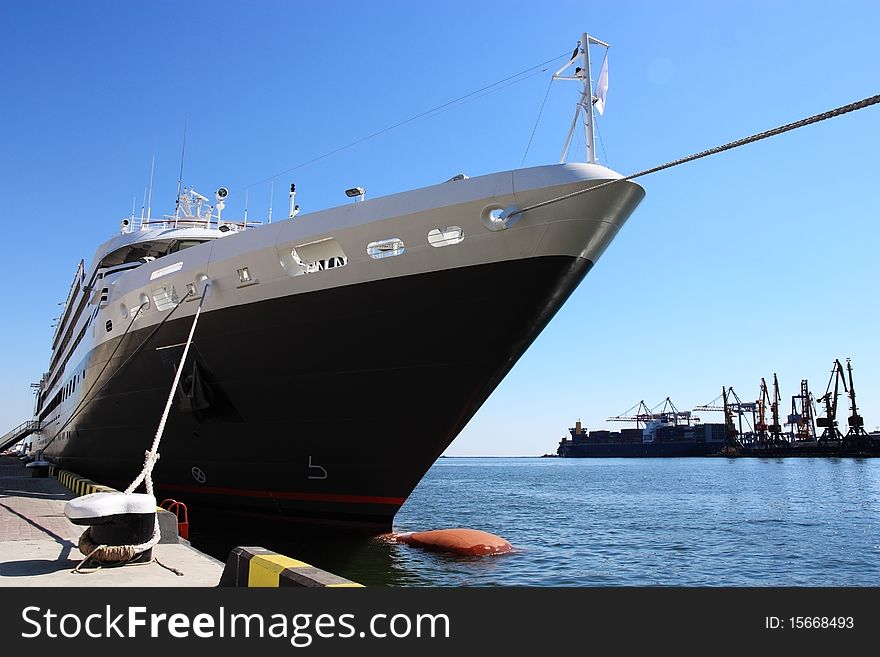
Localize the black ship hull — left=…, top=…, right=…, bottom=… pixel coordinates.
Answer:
left=46, top=254, right=592, bottom=531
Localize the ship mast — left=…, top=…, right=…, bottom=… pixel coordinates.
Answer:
left=554, top=32, right=609, bottom=164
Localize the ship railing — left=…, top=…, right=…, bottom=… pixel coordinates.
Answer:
left=217, top=219, right=265, bottom=232
left=129, top=217, right=265, bottom=233
left=0, top=420, right=41, bottom=452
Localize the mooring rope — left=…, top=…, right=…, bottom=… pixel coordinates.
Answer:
left=71, top=282, right=210, bottom=575
left=40, top=301, right=149, bottom=453
left=73, top=520, right=183, bottom=575
left=73, top=521, right=160, bottom=573
left=42, top=285, right=195, bottom=454
left=125, top=282, right=210, bottom=497
left=507, top=92, right=880, bottom=219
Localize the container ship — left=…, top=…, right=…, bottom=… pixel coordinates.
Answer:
left=557, top=419, right=728, bottom=458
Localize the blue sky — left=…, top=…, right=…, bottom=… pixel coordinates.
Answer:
left=1, top=1, right=878, bottom=455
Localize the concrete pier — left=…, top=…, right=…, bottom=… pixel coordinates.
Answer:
left=0, top=455, right=223, bottom=587
left=1, top=455, right=362, bottom=587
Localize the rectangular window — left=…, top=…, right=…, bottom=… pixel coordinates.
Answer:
left=281, top=237, right=348, bottom=276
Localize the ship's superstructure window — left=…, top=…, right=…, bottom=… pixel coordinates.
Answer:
left=152, top=284, right=180, bottom=311
left=367, top=238, right=405, bottom=259
left=97, top=238, right=212, bottom=269
left=105, top=320, right=113, bottom=332
left=171, top=240, right=205, bottom=253
left=427, top=226, right=464, bottom=247
left=282, top=238, right=348, bottom=276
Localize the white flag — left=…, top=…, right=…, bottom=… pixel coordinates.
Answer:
left=594, top=53, right=608, bottom=115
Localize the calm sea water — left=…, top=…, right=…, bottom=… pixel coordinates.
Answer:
left=190, top=457, right=880, bottom=586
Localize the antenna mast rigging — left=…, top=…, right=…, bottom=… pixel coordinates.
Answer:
left=554, top=32, right=610, bottom=164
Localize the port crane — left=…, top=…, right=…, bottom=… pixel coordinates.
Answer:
left=768, top=374, right=786, bottom=445
left=726, top=388, right=757, bottom=444
left=606, top=399, right=654, bottom=428
left=693, top=387, right=742, bottom=448
left=649, top=397, right=692, bottom=426
left=696, top=387, right=758, bottom=444
left=756, top=378, right=768, bottom=444
left=606, top=398, right=691, bottom=427
left=755, top=379, right=769, bottom=444
left=842, top=358, right=871, bottom=451
left=816, top=359, right=847, bottom=443
left=754, top=375, right=788, bottom=445
left=786, top=379, right=817, bottom=442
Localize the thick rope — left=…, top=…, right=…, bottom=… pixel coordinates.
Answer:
left=73, top=519, right=161, bottom=573
left=43, top=285, right=195, bottom=454
left=508, top=92, right=880, bottom=218
left=40, top=301, right=148, bottom=453
left=70, top=284, right=209, bottom=575
left=73, top=521, right=183, bottom=576
left=125, top=283, right=210, bottom=497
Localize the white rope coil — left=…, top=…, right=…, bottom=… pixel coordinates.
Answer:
left=74, top=518, right=162, bottom=572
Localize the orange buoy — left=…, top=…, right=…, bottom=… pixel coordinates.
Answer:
left=397, top=528, right=513, bottom=556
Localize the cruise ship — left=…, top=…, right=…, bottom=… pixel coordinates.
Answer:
left=2, top=34, right=645, bottom=530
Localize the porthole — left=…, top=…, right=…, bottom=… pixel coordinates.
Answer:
left=367, top=237, right=405, bottom=259
left=428, top=226, right=464, bottom=247
left=105, top=320, right=113, bottom=332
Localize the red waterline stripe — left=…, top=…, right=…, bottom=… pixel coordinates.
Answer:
left=160, top=482, right=405, bottom=506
